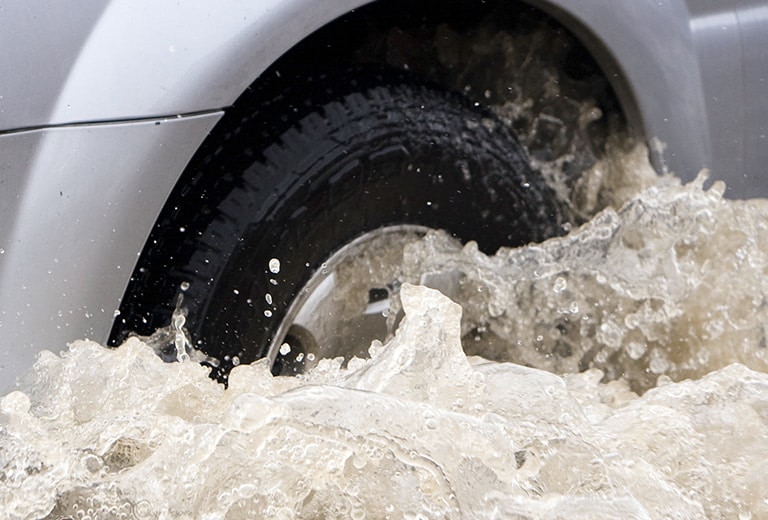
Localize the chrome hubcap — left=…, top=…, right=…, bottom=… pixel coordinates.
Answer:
left=268, top=225, right=429, bottom=374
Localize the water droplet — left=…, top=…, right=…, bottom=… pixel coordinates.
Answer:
left=488, top=300, right=505, bottom=318
left=279, top=343, right=291, bottom=356
left=553, top=276, right=567, bottom=293
left=648, top=349, right=670, bottom=374
left=264, top=310, right=273, bottom=318
left=265, top=293, right=273, bottom=305
left=269, top=258, right=281, bottom=274
left=626, top=342, right=647, bottom=360
left=180, top=281, right=190, bottom=291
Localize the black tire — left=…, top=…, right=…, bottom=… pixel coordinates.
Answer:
left=111, top=68, right=566, bottom=380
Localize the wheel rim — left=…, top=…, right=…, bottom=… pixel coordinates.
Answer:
left=268, top=225, right=430, bottom=374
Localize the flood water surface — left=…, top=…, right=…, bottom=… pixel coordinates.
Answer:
left=3, top=174, right=768, bottom=519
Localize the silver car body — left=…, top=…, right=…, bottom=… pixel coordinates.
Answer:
left=1, top=0, right=767, bottom=390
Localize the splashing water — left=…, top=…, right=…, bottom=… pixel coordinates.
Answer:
left=134, top=293, right=218, bottom=368
left=5, top=15, right=764, bottom=517
left=399, top=171, right=768, bottom=393
left=3, top=174, right=768, bottom=518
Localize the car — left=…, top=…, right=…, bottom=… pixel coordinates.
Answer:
left=2, top=0, right=766, bottom=390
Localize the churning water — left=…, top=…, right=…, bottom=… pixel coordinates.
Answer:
left=3, top=163, right=768, bottom=518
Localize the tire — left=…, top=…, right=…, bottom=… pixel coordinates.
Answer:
left=111, top=68, right=567, bottom=381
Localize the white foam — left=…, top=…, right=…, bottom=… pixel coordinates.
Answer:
left=2, top=279, right=768, bottom=518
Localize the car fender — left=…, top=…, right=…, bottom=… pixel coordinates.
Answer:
left=0, top=0, right=374, bottom=130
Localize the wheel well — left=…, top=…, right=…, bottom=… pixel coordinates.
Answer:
left=110, top=0, right=642, bottom=347
left=234, top=0, right=635, bottom=215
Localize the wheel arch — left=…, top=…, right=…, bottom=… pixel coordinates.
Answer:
left=103, top=0, right=716, bottom=347
left=112, top=0, right=686, bottom=346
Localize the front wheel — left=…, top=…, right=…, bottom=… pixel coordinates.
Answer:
left=112, top=69, right=568, bottom=380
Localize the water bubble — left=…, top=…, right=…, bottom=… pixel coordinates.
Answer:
left=459, top=161, right=471, bottom=181
left=217, top=491, right=233, bottom=508
left=83, top=453, right=104, bottom=473
left=488, top=300, right=505, bottom=317
left=264, top=310, right=273, bottom=318
left=133, top=501, right=154, bottom=519
left=279, top=343, right=291, bottom=356
left=597, top=321, right=624, bottom=350
left=553, top=276, right=567, bottom=293
left=624, top=313, right=640, bottom=329
left=180, top=281, right=190, bottom=291
left=1, top=391, right=31, bottom=414
left=269, top=258, right=281, bottom=274
left=265, top=293, right=273, bottom=305
left=648, top=349, right=670, bottom=374
left=626, top=341, right=647, bottom=360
